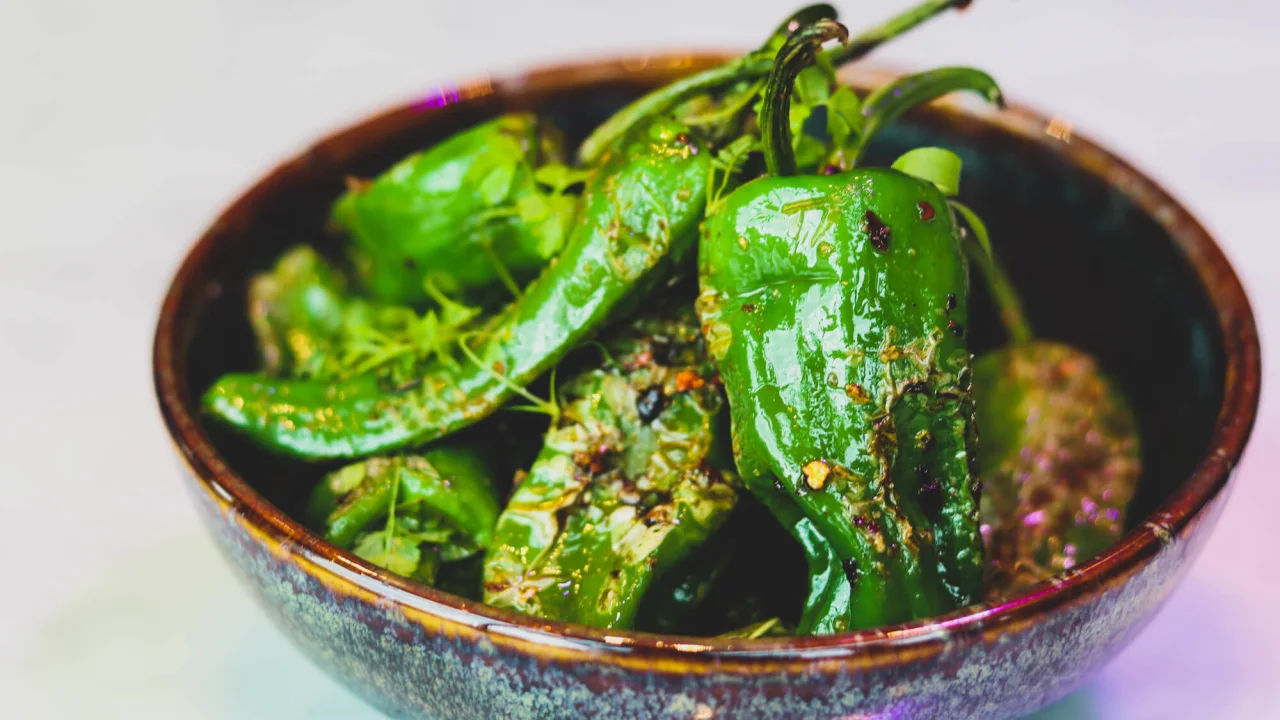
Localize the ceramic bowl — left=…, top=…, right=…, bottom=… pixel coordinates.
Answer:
left=152, top=54, right=1260, bottom=719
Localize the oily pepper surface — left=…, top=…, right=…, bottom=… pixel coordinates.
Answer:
left=203, top=117, right=709, bottom=460
left=332, top=113, right=574, bottom=304
left=699, top=169, right=982, bottom=630
left=483, top=308, right=737, bottom=629
left=697, top=21, right=985, bottom=632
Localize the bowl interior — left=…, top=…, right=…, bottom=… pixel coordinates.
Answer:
left=176, top=68, right=1225, bottom=624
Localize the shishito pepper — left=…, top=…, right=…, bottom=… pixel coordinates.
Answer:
left=946, top=205, right=1141, bottom=598
left=332, top=113, right=577, bottom=303
left=973, top=342, right=1140, bottom=595
left=203, top=117, right=710, bottom=460
left=306, top=445, right=501, bottom=584
left=696, top=20, right=1002, bottom=631
left=482, top=307, right=737, bottom=629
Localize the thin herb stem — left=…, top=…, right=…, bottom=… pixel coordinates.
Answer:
left=950, top=200, right=1033, bottom=343
left=481, top=238, right=522, bottom=299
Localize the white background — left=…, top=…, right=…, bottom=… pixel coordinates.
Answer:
left=2, top=1, right=1277, bottom=718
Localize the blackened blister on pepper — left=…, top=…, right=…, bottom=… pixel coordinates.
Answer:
left=863, top=210, right=892, bottom=252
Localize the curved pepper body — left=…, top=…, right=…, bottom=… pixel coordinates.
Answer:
left=698, top=167, right=982, bottom=631
left=974, top=342, right=1140, bottom=598
left=203, top=118, right=711, bottom=460
left=247, top=245, right=349, bottom=377
left=482, top=309, right=738, bottom=629
left=332, top=113, right=573, bottom=303
left=307, top=445, right=501, bottom=577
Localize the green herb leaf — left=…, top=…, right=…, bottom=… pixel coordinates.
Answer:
left=826, top=86, right=861, bottom=148
left=788, top=103, right=812, bottom=140
left=477, top=164, right=516, bottom=206
left=353, top=529, right=421, bottom=576
left=892, top=147, right=963, bottom=196
left=534, top=163, right=590, bottom=194
left=711, top=135, right=760, bottom=172
left=424, top=276, right=482, bottom=327
left=794, top=134, right=827, bottom=172
left=328, top=463, right=367, bottom=494
left=533, top=194, right=578, bottom=259
left=795, top=66, right=831, bottom=107
left=516, top=193, right=550, bottom=223
left=706, top=135, right=760, bottom=215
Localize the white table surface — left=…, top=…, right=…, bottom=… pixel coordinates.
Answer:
left=2, top=1, right=1277, bottom=717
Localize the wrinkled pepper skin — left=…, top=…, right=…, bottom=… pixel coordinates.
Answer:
left=974, top=342, right=1140, bottom=598
left=308, top=445, right=500, bottom=557
left=332, top=113, right=573, bottom=303
left=482, top=309, right=738, bottom=629
left=203, top=118, right=710, bottom=460
left=698, top=168, right=982, bottom=631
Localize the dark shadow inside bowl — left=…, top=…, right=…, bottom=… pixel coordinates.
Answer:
left=179, top=77, right=1225, bottom=619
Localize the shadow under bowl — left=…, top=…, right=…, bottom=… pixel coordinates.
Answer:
left=153, top=54, right=1260, bottom=719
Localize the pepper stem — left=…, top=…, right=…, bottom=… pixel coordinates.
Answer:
left=826, top=0, right=970, bottom=67
left=766, top=4, right=840, bottom=49
left=760, top=20, right=849, bottom=178
left=576, top=0, right=965, bottom=164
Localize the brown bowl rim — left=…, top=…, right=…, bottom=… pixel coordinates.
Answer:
left=152, top=52, right=1261, bottom=670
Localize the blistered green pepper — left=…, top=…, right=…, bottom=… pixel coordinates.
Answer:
left=697, top=21, right=1002, bottom=631
left=307, top=445, right=500, bottom=581
left=951, top=206, right=1141, bottom=598
left=203, top=117, right=710, bottom=460
left=974, top=342, right=1140, bottom=596
left=482, top=308, right=738, bottom=629
left=333, top=113, right=576, bottom=303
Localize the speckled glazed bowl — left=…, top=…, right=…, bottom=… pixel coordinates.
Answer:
left=153, top=55, right=1259, bottom=719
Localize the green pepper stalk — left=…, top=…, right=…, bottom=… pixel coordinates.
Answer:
left=306, top=445, right=501, bottom=582
left=697, top=20, right=1002, bottom=632
left=937, top=201, right=1141, bottom=598
left=482, top=307, right=738, bottom=629
left=578, top=0, right=973, bottom=164
left=203, top=117, right=711, bottom=460
left=332, top=113, right=578, bottom=304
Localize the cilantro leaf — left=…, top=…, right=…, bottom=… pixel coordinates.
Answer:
left=353, top=529, right=421, bottom=576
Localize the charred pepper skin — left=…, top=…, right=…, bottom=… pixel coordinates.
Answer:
left=700, top=169, right=981, bottom=630
left=697, top=21, right=985, bottom=631
left=946, top=199, right=1142, bottom=598
left=311, top=447, right=500, bottom=552
left=303, top=445, right=502, bottom=585
left=202, top=118, right=710, bottom=460
left=332, top=113, right=573, bottom=304
left=974, top=343, right=1140, bottom=597
left=482, top=309, right=738, bottom=630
